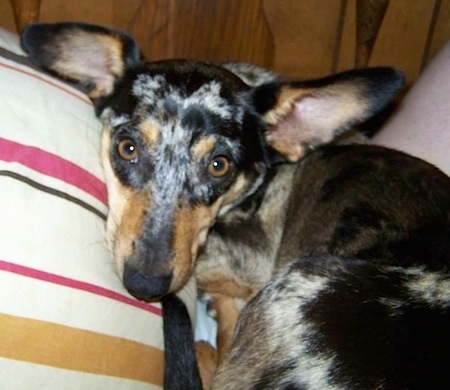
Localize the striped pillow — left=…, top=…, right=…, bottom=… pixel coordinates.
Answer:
left=0, top=28, right=196, bottom=389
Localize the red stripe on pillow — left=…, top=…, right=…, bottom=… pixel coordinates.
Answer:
left=0, top=260, right=162, bottom=316
left=0, top=60, right=92, bottom=105
left=0, top=137, right=107, bottom=204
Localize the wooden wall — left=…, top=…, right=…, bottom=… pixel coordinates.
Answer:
left=2, top=0, right=450, bottom=85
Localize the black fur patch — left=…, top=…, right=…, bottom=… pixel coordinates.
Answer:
left=301, top=258, right=450, bottom=389
left=250, top=359, right=299, bottom=390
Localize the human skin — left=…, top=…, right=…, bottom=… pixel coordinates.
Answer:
left=372, top=41, right=450, bottom=177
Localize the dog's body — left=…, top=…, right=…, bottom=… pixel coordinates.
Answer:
left=21, top=22, right=450, bottom=389
left=200, top=140, right=450, bottom=389
left=209, top=145, right=450, bottom=389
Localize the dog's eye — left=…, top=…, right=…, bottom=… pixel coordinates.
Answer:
left=117, top=138, right=138, bottom=162
left=208, top=156, right=231, bottom=178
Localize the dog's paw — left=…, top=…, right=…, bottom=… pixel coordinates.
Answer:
left=199, top=292, right=218, bottom=319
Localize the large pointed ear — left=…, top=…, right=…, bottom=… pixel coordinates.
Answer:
left=21, top=22, right=141, bottom=99
left=249, top=67, right=405, bottom=162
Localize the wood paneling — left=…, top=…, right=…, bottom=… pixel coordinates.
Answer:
left=128, top=0, right=274, bottom=67
left=263, top=0, right=343, bottom=78
left=10, top=0, right=41, bottom=31
left=3, top=0, right=450, bottom=84
left=355, top=0, right=389, bottom=67
left=428, top=0, right=450, bottom=63
left=335, top=0, right=357, bottom=72
left=0, top=0, right=20, bottom=32
left=368, top=0, right=436, bottom=83
left=39, top=0, right=116, bottom=26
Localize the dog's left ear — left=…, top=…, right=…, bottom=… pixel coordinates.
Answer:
left=21, top=22, right=141, bottom=98
left=249, top=67, right=404, bottom=162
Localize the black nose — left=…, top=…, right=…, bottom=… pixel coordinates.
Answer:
left=123, top=263, right=172, bottom=301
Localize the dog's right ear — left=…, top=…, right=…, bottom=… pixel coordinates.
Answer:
left=21, top=22, right=141, bottom=99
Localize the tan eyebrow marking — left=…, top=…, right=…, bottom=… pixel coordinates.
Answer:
left=138, top=120, right=161, bottom=148
left=192, top=136, right=217, bottom=162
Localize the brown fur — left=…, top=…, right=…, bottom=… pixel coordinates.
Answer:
left=138, top=121, right=161, bottom=149
left=195, top=341, right=218, bottom=390
left=171, top=204, right=219, bottom=292
left=192, top=136, right=218, bottom=162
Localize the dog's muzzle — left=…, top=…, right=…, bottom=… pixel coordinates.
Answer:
left=123, top=263, right=172, bottom=301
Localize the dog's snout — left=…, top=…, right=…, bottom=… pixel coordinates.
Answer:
left=123, top=263, right=172, bottom=301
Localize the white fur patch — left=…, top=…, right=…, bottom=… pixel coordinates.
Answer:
left=180, top=81, right=234, bottom=119
left=378, top=297, right=405, bottom=311
left=103, top=111, right=130, bottom=127
left=132, top=74, right=244, bottom=122
left=407, top=270, right=450, bottom=308
left=263, top=271, right=341, bottom=389
left=132, top=74, right=167, bottom=105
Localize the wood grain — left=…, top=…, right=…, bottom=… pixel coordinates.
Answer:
left=263, top=0, right=342, bottom=78
left=336, top=0, right=357, bottom=72
left=2, top=0, right=450, bottom=84
left=39, top=0, right=115, bottom=25
left=427, top=0, right=450, bottom=64
left=128, top=0, right=274, bottom=67
left=0, top=1, right=17, bottom=32
left=10, top=0, right=41, bottom=32
left=368, top=0, right=436, bottom=84
left=355, top=0, right=389, bottom=67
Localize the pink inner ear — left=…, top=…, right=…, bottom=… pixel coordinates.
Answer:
left=266, top=93, right=357, bottom=162
left=270, top=92, right=360, bottom=144
left=268, top=96, right=321, bottom=147
left=295, top=95, right=325, bottom=120
left=55, top=51, right=117, bottom=98
left=265, top=103, right=308, bottom=162
left=270, top=104, right=305, bottom=143
left=270, top=96, right=335, bottom=144
left=52, top=33, right=125, bottom=98
left=293, top=95, right=341, bottom=133
left=64, top=46, right=113, bottom=76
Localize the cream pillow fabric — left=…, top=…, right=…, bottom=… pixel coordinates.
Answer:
left=0, top=27, right=196, bottom=389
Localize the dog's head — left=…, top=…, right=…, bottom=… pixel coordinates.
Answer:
left=21, top=22, right=404, bottom=301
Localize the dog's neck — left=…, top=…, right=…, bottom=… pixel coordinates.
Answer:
left=196, top=163, right=297, bottom=297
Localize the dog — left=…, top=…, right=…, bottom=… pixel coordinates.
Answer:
left=22, top=22, right=450, bottom=389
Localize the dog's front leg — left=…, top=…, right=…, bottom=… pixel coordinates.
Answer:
left=210, top=293, right=241, bottom=364
left=195, top=293, right=239, bottom=390
left=195, top=341, right=218, bottom=390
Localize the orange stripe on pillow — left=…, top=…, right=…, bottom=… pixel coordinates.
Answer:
left=0, top=313, right=164, bottom=386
